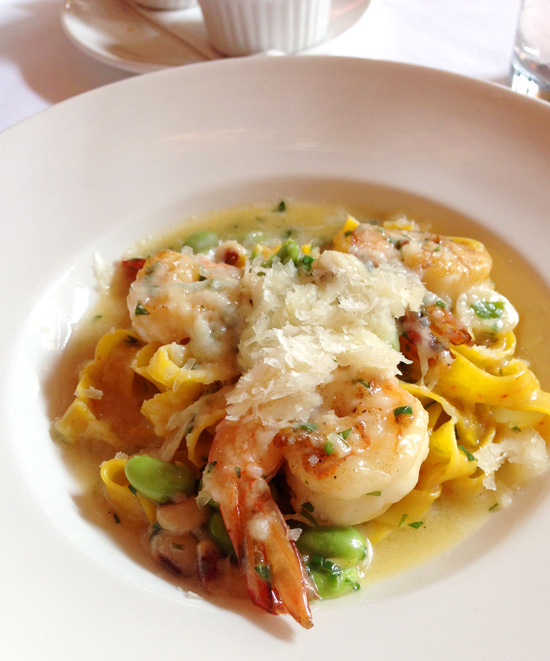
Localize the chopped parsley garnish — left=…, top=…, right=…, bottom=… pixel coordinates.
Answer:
left=300, top=502, right=317, bottom=525
left=398, top=514, right=408, bottom=527
left=144, top=262, right=159, bottom=276
left=272, top=201, right=286, bottom=213
left=339, top=429, right=352, bottom=440
left=367, top=490, right=381, bottom=496
left=234, top=467, right=241, bottom=478
left=297, top=422, right=319, bottom=432
left=407, top=521, right=424, bottom=529
left=255, top=564, right=271, bottom=583
left=393, top=405, right=413, bottom=417
left=324, top=442, right=334, bottom=455
left=458, top=445, right=476, bottom=462
left=113, top=513, right=121, bottom=524
left=357, top=379, right=372, bottom=389
left=124, top=334, right=139, bottom=344
left=470, top=300, right=505, bottom=320
left=489, top=503, right=499, bottom=512
left=134, top=302, right=149, bottom=316
left=435, top=300, right=447, bottom=309
left=300, top=254, right=315, bottom=272
left=308, top=554, right=342, bottom=576
left=150, top=521, right=162, bottom=539
left=205, top=461, right=217, bottom=474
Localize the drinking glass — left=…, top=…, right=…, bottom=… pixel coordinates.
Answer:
left=510, top=0, right=550, bottom=101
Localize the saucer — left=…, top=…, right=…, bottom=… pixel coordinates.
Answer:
left=61, top=0, right=371, bottom=74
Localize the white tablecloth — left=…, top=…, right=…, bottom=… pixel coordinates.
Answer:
left=0, top=0, right=522, bottom=134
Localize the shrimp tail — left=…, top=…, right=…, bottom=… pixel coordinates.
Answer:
left=206, top=420, right=317, bottom=628
left=241, top=491, right=317, bottom=628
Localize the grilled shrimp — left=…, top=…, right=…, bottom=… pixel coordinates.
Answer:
left=349, top=223, right=492, bottom=302
left=127, top=249, right=244, bottom=375
left=202, top=419, right=318, bottom=629
left=278, top=367, right=430, bottom=527
left=346, top=222, right=485, bottom=381
left=201, top=367, right=429, bottom=627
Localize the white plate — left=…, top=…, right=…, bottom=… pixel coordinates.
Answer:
left=61, top=0, right=371, bottom=73
left=1, top=57, right=550, bottom=660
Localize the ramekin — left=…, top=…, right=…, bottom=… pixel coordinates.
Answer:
left=134, top=0, right=197, bottom=10
left=197, top=0, right=332, bottom=56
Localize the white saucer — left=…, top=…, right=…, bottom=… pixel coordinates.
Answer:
left=61, top=0, right=371, bottom=74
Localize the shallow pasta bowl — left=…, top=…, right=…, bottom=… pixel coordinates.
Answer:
left=1, top=56, right=550, bottom=659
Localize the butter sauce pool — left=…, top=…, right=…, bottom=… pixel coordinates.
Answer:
left=51, top=199, right=550, bottom=611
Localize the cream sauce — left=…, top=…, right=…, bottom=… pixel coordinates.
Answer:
left=52, top=199, right=550, bottom=600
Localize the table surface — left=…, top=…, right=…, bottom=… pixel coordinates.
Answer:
left=0, top=0, right=523, bottom=135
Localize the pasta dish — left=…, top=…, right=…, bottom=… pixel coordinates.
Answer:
left=54, top=202, right=550, bottom=628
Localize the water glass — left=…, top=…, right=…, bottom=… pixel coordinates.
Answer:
left=510, top=0, right=550, bottom=101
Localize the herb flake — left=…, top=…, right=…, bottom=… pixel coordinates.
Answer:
left=297, top=422, right=319, bottom=432
left=393, top=405, right=413, bottom=418
left=458, top=445, right=476, bottom=462
left=470, top=300, right=505, bottom=320
left=134, top=302, right=149, bottom=316
left=255, top=564, right=271, bottom=583
left=272, top=201, right=286, bottom=213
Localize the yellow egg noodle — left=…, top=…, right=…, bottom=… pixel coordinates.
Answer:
left=54, top=204, right=550, bottom=629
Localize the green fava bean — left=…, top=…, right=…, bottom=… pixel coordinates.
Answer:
left=208, top=511, right=235, bottom=557
left=124, top=455, right=195, bottom=503
left=183, top=231, right=218, bottom=254
left=308, top=560, right=361, bottom=600
left=297, top=526, right=367, bottom=564
left=276, top=239, right=300, bottom=265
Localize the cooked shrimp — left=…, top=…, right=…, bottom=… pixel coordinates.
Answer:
left=201, top=367, right=429, bottom=626
left=278, top=367, right=430, bottom=527
left=127, top=249, right=244, bottom=374
left=398, top=302, right=473, bottom=382
left=350, top=223, right=492, bottom=301
left=346, top=223, right=481, bottom=381
left=202, top=419, right=318, bottom=629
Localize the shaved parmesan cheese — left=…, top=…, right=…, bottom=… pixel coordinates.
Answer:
left=226, top=251, right=426, bottom=425
left=77, top=386, right=103, bottom=400
left=474, top=428, right=549, bottom=490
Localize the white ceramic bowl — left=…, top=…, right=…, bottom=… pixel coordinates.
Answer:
left=3, top=57, right=550, bottom=659
left=135, top=0, right=196, bottom=10
left=198, top=0, right=331, bottom=56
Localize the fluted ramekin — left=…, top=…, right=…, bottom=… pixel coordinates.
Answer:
left=135, top=0, right=197, bottom=10
left=197, top=0, right=331, bottom=56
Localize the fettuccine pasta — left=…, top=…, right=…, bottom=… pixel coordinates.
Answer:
left=53, top=201, right=550, bottom=628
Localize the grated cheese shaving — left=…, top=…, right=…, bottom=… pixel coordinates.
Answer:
left=474, top=428, right=550, bottom=490
left=226, top=251, right=426, bottom=426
